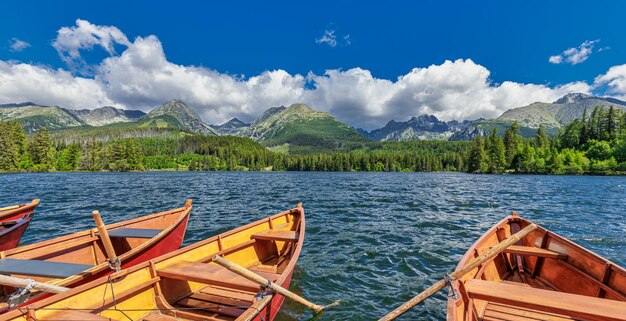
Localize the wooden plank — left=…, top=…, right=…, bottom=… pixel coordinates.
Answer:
left=156, top=261, right=279, bottom=292
left=198, top=286, right=256, bottom=303
left=487, top=303, right=575, bottom=321
left=41, top=311, right=119, bottom=321
left=190, top=291, right=253, bottom=308
left=503, top=246, right=568, bottom=260
left=465, top=279, right=626, bottom=321
left=251, top=230, right=298, bottom=242
left=177, top=297, right=246, bottom=318
left=141, top=313, right=183, bottom=321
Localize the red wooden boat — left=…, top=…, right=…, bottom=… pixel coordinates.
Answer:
left=0, top=200, right=193, bottom=310
left=0, top=214, right=34, bottom=251
left=447, top=212, right=626, bottom=321
left=0, top=200, right=39, bottom=223
left=0, top=204, right=304, bottom=321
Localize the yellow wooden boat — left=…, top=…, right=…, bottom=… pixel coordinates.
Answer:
left=0, top=204, right=305, bottom=321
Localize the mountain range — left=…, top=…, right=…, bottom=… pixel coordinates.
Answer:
left=1, top=93, right=625, bottom=150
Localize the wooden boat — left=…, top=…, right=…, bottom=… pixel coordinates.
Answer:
left=447, top=212, right=626, bottom=321
left=0, top=204, right=305, bottom=321
left=0, top=200, right=193, bottom=309
left=0, top=200, right=39, bottom=223
left=0, top=214, right=34, bottom=251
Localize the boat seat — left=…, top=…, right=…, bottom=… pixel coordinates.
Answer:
left=465, top=279, right=626, bottom=321
left=106, top=228, right=162, bottom=239
left=503, top=245, right=568, bottom=259
left=42, top=311, right=118, bottom=320
left=483, top=303, right=575, bottom=321
left=0, top=258, right=93, bottom=279
left=156, top=261, right=280, bottom=292
left=140, top=313, right=179, bottom=321
left=250, top=230, right=298, bottom=242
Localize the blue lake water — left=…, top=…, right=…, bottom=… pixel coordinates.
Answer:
left=0, top=172, right=624, bottom=320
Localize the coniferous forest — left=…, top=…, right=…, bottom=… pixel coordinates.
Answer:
left=1, top=106, right=625, bottom=175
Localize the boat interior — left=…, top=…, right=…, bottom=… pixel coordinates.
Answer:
left=0, top=204, right=190, bottom=300
left=5, top=207, right=303, bottom=321
left=449, top=214, right=626, bottom=321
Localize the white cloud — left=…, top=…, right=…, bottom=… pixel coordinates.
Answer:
left=8, top=38, right=31, bottom=52
left=549, top=40, right=600, bottom=65
left=316, top=30, right=337, bottom=47
left=595, top=64, right=626, bottom=100
left=0, top=20, right=609, bottom=130
left=316, top=29, right=351, bottom=48
left=53, top=19, right=131, bottom=73
left=304, top=60, right=592, bottom=129
left=0, top=60, right=112, bottom=108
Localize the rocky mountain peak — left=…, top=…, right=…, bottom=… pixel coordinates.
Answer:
left=554, top=93, right=592, bottom=104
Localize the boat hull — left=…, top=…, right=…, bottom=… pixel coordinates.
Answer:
left=0, top=214, right=33, bottom=251
left=0, top=200, right=38, bottom=223
left=446, top=214, right=626, bottom=321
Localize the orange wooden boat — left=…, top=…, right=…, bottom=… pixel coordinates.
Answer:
left=0, top=204, right=304, bottom=321
left=0, top=200, right=192, bottom=310
left=447, top=212, right=626, bottom=321
left=0, top=214, right=34, bottom=251
left=0, top=200, right=39, bottom=223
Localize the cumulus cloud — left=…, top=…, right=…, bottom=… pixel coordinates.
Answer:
left=53, top=19, right=131, bottom=73
left=549, top=40, right=600, bottom=65
left=0, top=20, right=609, bottom=129
left=8, top=38, right=31, bottom=52
left=305, top=60, right=592, bottom=129
left=595, top=64, right=626, bottom=100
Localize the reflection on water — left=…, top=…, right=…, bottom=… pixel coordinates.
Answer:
left=0, top=172, right=624, bottom=320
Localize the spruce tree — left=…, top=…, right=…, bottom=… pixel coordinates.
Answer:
left=468, top=134, right=488, bottom=173
left=488, top=129, right=506, bottom=173
left=0, top=121, right=18, bottom=171
left=504, top=121, right=521, bottom=167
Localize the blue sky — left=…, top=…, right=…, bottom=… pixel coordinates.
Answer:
left=1, top=0, right=625, bottom=128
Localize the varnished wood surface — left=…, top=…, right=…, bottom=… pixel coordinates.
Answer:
left=446, top=214, right=626, bottom=321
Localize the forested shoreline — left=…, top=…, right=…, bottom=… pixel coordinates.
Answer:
left=1, top=106, right=625, bottom=175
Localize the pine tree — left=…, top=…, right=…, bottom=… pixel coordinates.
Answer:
left=504, top=121, right=521, bottom=167
left=488, top=129, right=506, bottom=173
left=29, top=127, right=52, bottom=169
left=607, top=106, right=617, bottom=141
left=468, top=135, right=488, bottom=173
left=0, top=121, right=18, bottom=171
left=535, top=124, right=550, bottom=149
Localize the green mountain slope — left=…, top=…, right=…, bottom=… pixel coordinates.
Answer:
left=241, top=103, right=369, bottom=152
left=498, top=93, right=626, bottom=129
left=0, top=103, right=84, bottom=132
left=141, top=99, right=219, bottom=135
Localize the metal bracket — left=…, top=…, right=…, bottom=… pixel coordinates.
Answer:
left=7, top=279, right=36, bottom=308
left=108, top=257, right=121, bottom=272
left=256, top=280, right=272, bottom=300
left=443, top=273, right=458, bottom=300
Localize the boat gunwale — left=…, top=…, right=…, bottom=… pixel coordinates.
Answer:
left=0, top=200, right=39, bottom=221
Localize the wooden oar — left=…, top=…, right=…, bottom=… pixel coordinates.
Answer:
left=212, top=255, right=339, bottom=313
left=92, top=210, right=120, bottom=271
left=378, top=223, right=538, bottom=321
left=0, top=274, right=68, bottom=294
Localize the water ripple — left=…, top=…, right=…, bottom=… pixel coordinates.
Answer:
left=0, top=172, right=624, bottom=320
